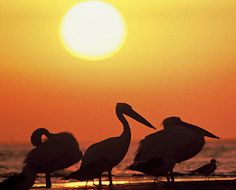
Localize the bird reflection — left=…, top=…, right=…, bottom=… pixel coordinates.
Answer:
left=64, top=103, right=155, bottom=186
left=24, top=128, right=82, bottom=188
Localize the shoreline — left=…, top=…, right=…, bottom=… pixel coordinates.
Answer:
left=31, top=177, right=236, bottom=190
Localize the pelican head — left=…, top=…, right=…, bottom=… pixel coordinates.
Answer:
left=31, top=128, right=51, bottom=146
left=210, top=159, right=217, bottom=164
left=164, top=117, right=219, bottom=139
left=162, top=117, right=219, bottom=139
left=162, top=117, right=182, bottom=128
left=116, top=103, right=156, bottom=129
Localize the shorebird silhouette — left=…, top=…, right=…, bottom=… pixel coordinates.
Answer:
left=24, top=128, right=82, bottom=188
left=191, top=159, right=217, bottom=179
left=64, top=103, right=155, bottom=186
left=130, top=117, right=219, bottom=181
left=0, top=165, right=36, bottom=190
left=129, top=151, right=176, bottom=183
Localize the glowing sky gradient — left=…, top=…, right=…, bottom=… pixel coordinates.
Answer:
left=0, top=0, right=236, bottom=143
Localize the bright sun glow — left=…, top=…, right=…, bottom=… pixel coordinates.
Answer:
left=60, top=0, right=127, bottom=61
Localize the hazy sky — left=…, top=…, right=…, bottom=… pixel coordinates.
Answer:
left=1, top=0, right=236, bottom=143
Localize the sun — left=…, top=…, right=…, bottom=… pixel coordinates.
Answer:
left=60, top=0, right=127, bottom=61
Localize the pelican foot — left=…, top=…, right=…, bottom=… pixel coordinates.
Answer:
left=45, top=173, right=52, bottom=188
left=45, top=182, right=52, bottom=188
left=46, top=184, right=52, bottom=188
left=93, top=183, right=105, bottom=188
left=150, top=180, right=164, bottom=190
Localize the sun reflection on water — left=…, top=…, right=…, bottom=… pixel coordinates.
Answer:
left=33, top=179, right=155, bottom=189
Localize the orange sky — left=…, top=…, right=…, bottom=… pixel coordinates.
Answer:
left=0, top=0, right=236, bottom=143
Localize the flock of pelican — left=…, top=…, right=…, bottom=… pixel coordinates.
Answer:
left=0, top=103, right=219, bottom=189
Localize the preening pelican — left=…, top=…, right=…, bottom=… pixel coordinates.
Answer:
left=65, top=103, right=155, bottom=185
left=130, top=117, right=219, bottom=181
left=24, top=128, right=82, bottom=188
left=191, top=159, right=217, bottom=178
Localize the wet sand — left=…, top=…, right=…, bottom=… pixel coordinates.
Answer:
left=32, top=178, right=236, bottom=190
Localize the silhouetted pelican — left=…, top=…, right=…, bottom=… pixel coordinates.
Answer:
left=24, top=128, right=82, bottom=188
left=0, top=165, right=36, bottom=190
left=191, top=159, right=217, bottom=179
left=130, top=117, right=219, bottom=180
left=129, top=151, right=176, bottom=183
left=65, top=103, right=155, bottom=186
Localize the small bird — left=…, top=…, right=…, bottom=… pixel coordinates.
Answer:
left=64, top=103, right=155, bottom=186
left=190, top=159, right=217, bottom=179
left=129, top=151, right=176, bottom=183
left=25, top=128, right=82, bottom=188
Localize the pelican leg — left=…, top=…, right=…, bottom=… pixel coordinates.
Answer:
left=99, top=176, right=102, bottom=186
left=45, top=172, right=52, bottom=188
left=93, top=180, right=98, bottom=186
left=166, top=175, right=170, bottom=183
left=108, top=170, right=113, bottom=186
left=86, top=180, right=88, bottom=187
left=154, top=178, right=158, bottom=183
left=170, top=170, right=175, bottom=183
left=151, top=178, right=157, bottom=189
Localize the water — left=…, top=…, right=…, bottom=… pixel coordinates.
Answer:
left=0, top=140, right=236, bottom=188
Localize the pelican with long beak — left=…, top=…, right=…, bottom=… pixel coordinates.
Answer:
left=65, top=103, right=155, bottom=186
left=24, top=128, right=82, bottom=188
left=130, top=117, right=219, bottom=181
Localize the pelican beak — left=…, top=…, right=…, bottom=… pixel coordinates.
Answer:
left=126, top=108, right=156, bottom=129
left=181, top=121, right=219, bottom=139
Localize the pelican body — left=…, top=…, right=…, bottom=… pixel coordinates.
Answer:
left=65, top=103, right=155, bottom=185
left=133, top=117, right=219, bottom=163
left=130, top=117, right=219, bottom=181
left=25, top=128, right=82, bottom=188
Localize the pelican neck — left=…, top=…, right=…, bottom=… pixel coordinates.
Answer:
left=116, top=109, right=131, bottom=138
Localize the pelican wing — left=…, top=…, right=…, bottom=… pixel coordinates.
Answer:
left=134, top=130, right=171, bottom=161
left=82, top=136, right=127, bottom=168
left=134, top=128, right=205, bottom=163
